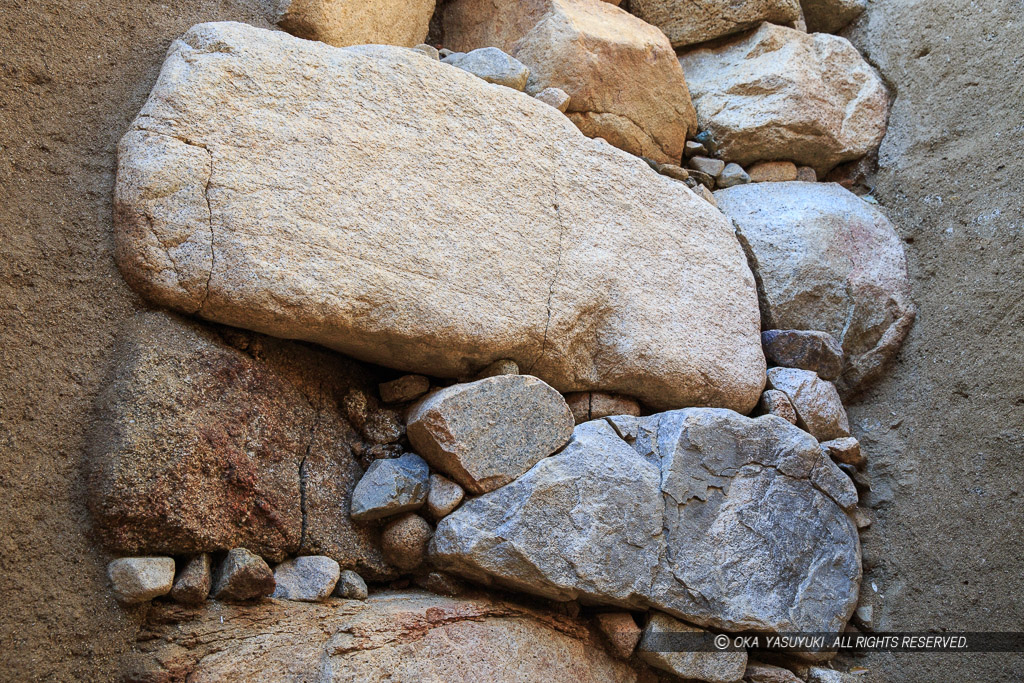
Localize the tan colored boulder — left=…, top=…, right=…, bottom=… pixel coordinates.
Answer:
left=115, top=22, right=764, bottom=412
left=716, top=182, right=915, bottom=395
left=259, top=0, right=434, bottom=48
left=125, top=591, right=643, bottom=681
left=631, top=0, right=801, bottom=48
left=442, top=0, right=697, bottom=163
left=679, top=23, right=888, bottom=175
left=748, top=161, right=798, bottom=183
left=801, top=0, right=866, bottom=33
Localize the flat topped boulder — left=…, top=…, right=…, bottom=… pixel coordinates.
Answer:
left=407, top=375, right=574, bottom=494
left=114, top=21, right=764, bottom=412
left=431, top=408, right=861, bottom=635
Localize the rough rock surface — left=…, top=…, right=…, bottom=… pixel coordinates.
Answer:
left=107, top=557, right=175, bottom=605
left=442, top=0, right=697, bottom=163
left=270, top=555, right=340, bottom=602
left=381, top=513, right=433, bottom=571
left=631, top=0, right=801, bottom=48
left=566, top=391, right=641, bottom=425
left=170, top=554, right=212, bottom=605
left=758, top=389, right=798, bottom=424
left=211, top=548, right=275, bottom=601
left=679, top=23, right=888, bottom=175
left=801, top=0, right=866, bottom=33
left=114, top=21, right=764, bottom=413
left=748, top=161, right=799, bottom=183
left=424, top=474, right=465, bottom=520
left=762, top=329, right=844, bottom=381
left=378, top=375, right=429, bottom=404
left=594, top=612, right=641, bottom=659
left=717, top=182, right=915, bottom=395
left=334, top=570, right=368, bottom=600
left=259, top=0, right=434, bottom=48
left=349, top=454, right=430, bottom=521
left=431, top=409, right=861, bottom=634
left=638, top=612, right=747, bottom=682
left=88, top=311, right=387, bottom=574
left=125, top=591, right=643, bottom=681
left=744, top=660, right=804, bottom=682
left=406, top=375, right=574, bottom=494
left=767, top=367, right=851, bottom=441
left=444, top=47, right=530, bottom=90
left=535, top=86, right=570, bottom=112
left=821, top=437, right=865, bottom=469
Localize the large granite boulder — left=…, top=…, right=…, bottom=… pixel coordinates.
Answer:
left=406, top=375, right=574, bottom=494
left=87, top=311, right=392, bottom=577
left=631, top=0, right=802, bottom=48
left=678, top=23, right=888, bottom=175
left=258, top=0, right=434, bottom=48
left=442, top=0, right=697, bottom=163
left=114, top=22, right=764, bottom=412
left=431, top=409, right=861, bottom=635
left=716, top=182, right=915, bottom=395
left=124, top=591, right=644, bottom=681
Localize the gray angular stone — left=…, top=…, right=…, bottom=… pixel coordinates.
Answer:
left=350, top=454, right=430, bottom=522
left=534, top=86, right=570, bottom=113
left=718, top=182, right=914, bottom=395
left=170, top=554, right=211, bottom=605
left=381, top=513, right=433, bottom=571
left=767, top=367, right=850, bottom=441
left=744, top=660, right=804, bottom=683
left=716, top=163, right=749, bottom=188
left=685, top=140, right=707, bottom=158
left=407, top=375, right=574, bottom=495
left=424, top=474, right=465, bottom=520
left=762, top=329, right=844, bottom=381
left=212, top=548, right=275, bottom=601
left=444, top=47, right=530, bottom=91
left=638, top=612, right=747, bottom=682
left=271, top=555, right=340, bottom=602
left=821, top=437, right=865, bottom=469
left=378, top=375, right=430, bottom=404
left=810, top=449, right=859, bottom=510
left=333, top=570, right=368, bottom=600
left=108, top=557, right=175, bottom=605
left=412, top=43, right=439, bottom=60
left=431, top=409, right=861, bottom=634
left=758, top=389, right=798, bottom=424
left=688, top=156, right=726, bottom=177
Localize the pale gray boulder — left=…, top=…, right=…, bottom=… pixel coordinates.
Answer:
left=766, top=367, right=851, bottom=441
left=443, top=47, right=530, bottom=91
left=271, top=555, right=340, bottom=602
left=211, top=548, right=276, bottom=601
left=349, top=454, right=430, bottom=521
left=638, top=612, right=747, bottom=682
left=107, top=557, right=175, bottom=604
left=333, top=570, right=368, bottom=600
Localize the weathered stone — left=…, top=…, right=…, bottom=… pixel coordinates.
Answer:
left=655, top=162, right=690, bottom=182
left=424, top=474, right=465, bottom=520
left=169, top=554, right=211, bottom=605
left=333, top=570, right=368, bottom=600
left=115, top=22, right=764, bottom=413
left=767, top=367, right=850, bottom=441
left=632, top=0, right=801, bottom=48
left=379, top=375, right=429, bottom=404
left=758, top=389, right=798, bottom=425
left=108, top=557, right=175, bottom=605
left=717, top=182, right=914, bottom=395
left=473, top=359, right=520, bottom=380
left=821, top=437, right=865, bottom=469
left=716, top=163, right=749, bottom=188
left=271, top=556, right=340, bottom=602
left=350, top=454, right=430, bottom=522
left=594, top=612, right=641, bottom=659
left=534, top=86, right=570, bottom=112
left=259, top=0, right=434, bottom=48
left=407, top=375, right=574, bottom=494
left=762, top=329, right=844, bottom=381
left=797, top=165, right=817, bottom=182
left=744, top=660, right=804, bottom=683
left=381, top=513, right=433, bottom=571
left=687, top=168, right=715, bottom=190
left=801, top=0, right=866, bottom=33
left=685, top=140, right=707, bottom=158
left=566, top=391, right=642, bottom=424
left=852, top=507, right=872, bottom=529
left=413, top=43, right=439, bottom=60
left=605, top=414, right=639, bottom=441
left=679, top=24, right=888, bottom=175
left=443, top=47, right=530, bottom=90
left=811, top=449, right=858, bottom=510
left=88, top=312, right=385, bottom=571
left=638, top=612, right=747, bottom=682
left=694, top=183, right=718, bottom=206
left=807, top=667, right=858, bottom=683
left=211, top=548, right=275, bottom=601
left=413, top=571, right=467, bottom=596
left=689, top=155, right=726, bottom=177
left=443, top=0, right=697, bottom=163
left=431, top=409, right=861, bottom=635
left=748, top=161, right=798, bottom=183
left=127, top=592, right=642, bottom=681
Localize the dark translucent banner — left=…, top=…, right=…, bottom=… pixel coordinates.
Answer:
left=643, top=632, right=1024, bottom=653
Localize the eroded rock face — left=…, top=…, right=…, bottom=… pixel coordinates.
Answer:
left=431, top=409, right=861, bottom=634
left=87, top=311, right=390, bottom=576
left=631, top=0, right=801, bottom=48
left=124, top=591, right=643, bottom=682
left=801, top=0, right=866, bottom=33
left=767, top=367, right=851, bottom=442
left=717, top=182, right=915, bottom=395
left=679, top=23, right=888, bottom=175
left=259, top=0, right=434, bottom=48
left=115, top=22, right=763, bottom=412
left=443, top=0, right=697, bottom=163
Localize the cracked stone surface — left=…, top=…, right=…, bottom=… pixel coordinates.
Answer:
left=717, top=181, right=915, bottom=396
left=88, top=311, right=391, bottom=577
left=431, top=409, right=860, bottom=635
left=114, top=22, right=763, bottom=412
left=124, top=590, right=642, bottom=681
left=443, top=0, right=697, bottom=164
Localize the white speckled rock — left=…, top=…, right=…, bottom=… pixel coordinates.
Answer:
left=114, top=22, right=765, bottom=413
